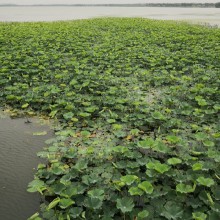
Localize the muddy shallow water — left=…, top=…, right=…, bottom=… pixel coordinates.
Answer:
left=0, top=112, right=53, bottom=220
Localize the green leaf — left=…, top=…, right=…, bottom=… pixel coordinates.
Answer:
left=176, top=183, right=195, bottom=193
left=113, top=146, right=128, bottom=153
left=128, top=187, right=144, bottom=196
left=63, top=112, right=74, bottom=120
left=167, top=157, right=182, bottom=165
left=79, top=112, right=90, bottom=117
left=192, top=163, right=203, bottom=171
left=85, top=106, right=97, bottom=113
left=166, top=135, right=180, bottom=144
left=70, top=79, right=78, bottom=86
left=88, top=189, right=105, bottom=200
left=84, top=197, right=102, bottom=209
left=138, top=210, right=149, bottom=219
left=197, top=177, right=215, bottom=187
left=53, top=183, right=66, bottom=194
left=47, top=197, right=60, bottom=210
left=147, top=161, right=170, bottom=174
left=152, top=111, right=166, bottom=120
left=138, top=181, right=154, bottom=194
left=33, top=131, right=47, bottom=136
left=81, top=130, right=91, bottom=138
left=192, top=212, right=207, bottom=220
left=137, top=138, right=154, bottom=149
left=107, top=119, right=116, bottom=124
left=208, top=211, right=220, bottom=220
left=74, top=159, right=88, bottom=171
left=212, top=185, right=220, bottom=200
left=152, top=141, right=170, bottom=153
left=22, top=103, right=29, bottom=108
left=203, top=140, right=215, bottom=147
left=27, top=179, right=46, bottom=195
left=69, top=207, right=83, bottom=218
left=195, top=132, right=206, bottom=141
left=59, top=198, right=75, bottom=209
left=154, top=163, right=170, bottom=173
left=28, top=212, right=42, bottom=220
left=120, top=175, right=139, bottom=185
left=116, top=197, right=134, bottom=213
left=162, top=201, right=183, bottom=219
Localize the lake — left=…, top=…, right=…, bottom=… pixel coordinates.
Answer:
left=0, top=111, right=53, bottom=220
left=0, top=6, right=220, bottom=26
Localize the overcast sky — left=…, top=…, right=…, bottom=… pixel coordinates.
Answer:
left=0, top=0, right=217, bottom=5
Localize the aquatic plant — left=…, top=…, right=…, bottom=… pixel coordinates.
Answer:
left=0, top=18, right=220, bottom=219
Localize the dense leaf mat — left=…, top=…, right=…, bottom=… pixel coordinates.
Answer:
left=0, top=18, right=220, bottom=220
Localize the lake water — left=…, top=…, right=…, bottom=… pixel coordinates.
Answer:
left=0, top=111, right=53, bottom=220
left=0, top=6, right=220, bottom=26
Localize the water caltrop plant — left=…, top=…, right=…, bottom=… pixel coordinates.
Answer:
left=0, top=18, right=220, bottom=219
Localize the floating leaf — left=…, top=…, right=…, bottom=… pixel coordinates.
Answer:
left=162, top=201, right=183, bottom=219
left=84, top=198, right=102, bottom=209
left=81, top=130, right=91, bottom=138
left=47, top=197, right=60, bottom=210
left=152, top=111, right=166, bottom=120
left=176, top=183, right=195, bottom=193
left=33, top=131, right=47, bottom=136
left=107, top=119, right=116, bottom=124
left=63, top=112, right=74, bottom=120
left=155, top=163, right=170, bottom=174
left=85, top=106, right=97, bottom=113
left=194, top=132, right=206, bottom=141
left=137, top=138, right=154, bottom=149
left=192, top=212, right=207, bottom=220
left=88, top=189, right=105, bottom=200
left=167, top=157, right=182, bottom=165
left=212, top=186, right=220, bottom=200
left=197, top=177, right=215, bottom=187
left=166, top=135, right=180, bottom=144
left=22, top=103, right=29, bottom=108
left=138, top=210, right=149, bottom=219
left=192, top=163, right=203, bottom=171
left=113, top=146, right=128, bottom=153
left=203, top=140, right=215, bottom=147
left=138, top=181, right=154, bottom=194
left=79, top=112, right=90, bottom=117
left=147, top=161, right=170, bottom=174
left=116, top=197, right=134, bottom=213
left=128, top=187, right=144, bottom=196
left=27, top=179, right=46, bottom=195
left=69, top=207, right=83, bottom=218
left=120, top=175, right=139, bottom=185
left=59, top=198, right=75, bottom=209
left=28, top=212, right=41, bottom=220
left=74, top=159, right=88, bottom=171
left=153, top=141, right=170, bottom=153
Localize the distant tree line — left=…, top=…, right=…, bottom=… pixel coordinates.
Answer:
left=215, top=2, right=220, bottom=8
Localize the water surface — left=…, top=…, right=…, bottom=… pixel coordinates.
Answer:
left=0, top=6, right=219, bottom=26
left=0, top=112, right=53, bottom=220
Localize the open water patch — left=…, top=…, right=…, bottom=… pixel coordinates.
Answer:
left=0, top=111, right=53, bottom=220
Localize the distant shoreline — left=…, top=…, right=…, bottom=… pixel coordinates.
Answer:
left=0, top=3, right=217, bottom=8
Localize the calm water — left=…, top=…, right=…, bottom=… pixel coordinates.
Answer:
left=0, top=6, right=220, bottom=26
left=0, top=112, right=53, bottom=220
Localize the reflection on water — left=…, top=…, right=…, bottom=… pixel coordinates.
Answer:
left=0, top=6, right=219, bottom=26
left=0, top=111, right=53, bottom=220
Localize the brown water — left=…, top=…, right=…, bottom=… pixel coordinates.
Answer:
left=0, top=6, right=219, bottom=26
left=0, top=111, right=53, bottom=220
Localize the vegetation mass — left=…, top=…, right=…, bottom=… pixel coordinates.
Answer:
left=0, top=18, right=220, bottom=220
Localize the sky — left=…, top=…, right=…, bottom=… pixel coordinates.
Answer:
left=0, top=0, right=218, bottom=5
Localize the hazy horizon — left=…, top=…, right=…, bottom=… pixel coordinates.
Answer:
left=0, top=0, right=218, bottom=5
